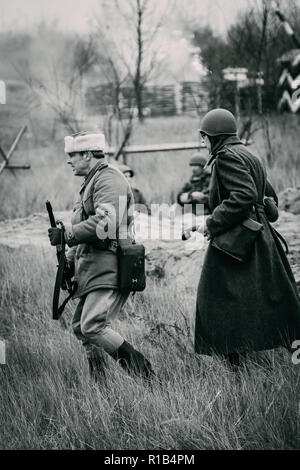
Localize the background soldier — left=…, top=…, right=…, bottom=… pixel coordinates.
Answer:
left=118, top=164, right=151, bottom=215
left=48, top=132, right=154, bottom=381
left=177, top=152, right=211, bottom=215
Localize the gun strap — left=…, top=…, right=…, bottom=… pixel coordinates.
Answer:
left=80, top=161, right=108, bottom=197
left=269, top=225, right=289, bottom=255
left=56, top=290, right=74, bottom=319
left=53, top=245, right=66, bottom=320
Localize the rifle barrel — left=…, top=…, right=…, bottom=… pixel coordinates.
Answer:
left=46, top=200, right=56, bottom=228
left=46, top=200, right=63, bottom=256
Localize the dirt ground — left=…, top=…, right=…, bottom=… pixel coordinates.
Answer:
left=0, top=209, right=299, bottom=291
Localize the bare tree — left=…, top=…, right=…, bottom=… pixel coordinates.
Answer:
left=88, top=33, right=136, bottom=160
left=186, top=0, right=300, bottom=153
left=17, top=36, right=98, bottom=135
left=134, top=0, right=145, bottom=122
left=94, top=0, right=167, bottom=123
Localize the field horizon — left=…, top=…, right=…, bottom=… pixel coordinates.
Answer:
left=0, top=113, right=300, bottom=221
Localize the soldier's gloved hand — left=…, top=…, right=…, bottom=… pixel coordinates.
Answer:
left=48, top=227, right=63, bottom=246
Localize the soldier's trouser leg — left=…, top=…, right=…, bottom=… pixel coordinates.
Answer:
left=72, top=289, right=155, bottom=380
left=72, top=288, right=129, bottom=355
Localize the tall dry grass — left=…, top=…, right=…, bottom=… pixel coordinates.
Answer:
left=0, top=113, right=300, bottom=220
left=0, top=245, right=300, bottom=450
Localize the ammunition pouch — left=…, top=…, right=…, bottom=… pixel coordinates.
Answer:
left=263, top=197, right=279, bottom=223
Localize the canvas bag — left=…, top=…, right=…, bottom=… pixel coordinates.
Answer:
left=117, top=238, right=146, bottom=292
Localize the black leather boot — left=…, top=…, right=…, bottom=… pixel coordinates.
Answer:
left=225, top=352, right=246, bottom=371
left=111, top=340, right=155, bottom=380
left=87, top=356, right=106, bottom=383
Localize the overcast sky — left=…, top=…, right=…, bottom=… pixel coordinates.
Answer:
left=0, top=0, right=251, bottom=35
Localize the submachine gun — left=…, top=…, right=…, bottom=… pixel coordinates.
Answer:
left=46, top=200, right=76, bottom=320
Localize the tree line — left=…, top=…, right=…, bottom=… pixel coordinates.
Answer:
left=1, top=0, right=300, bottom=155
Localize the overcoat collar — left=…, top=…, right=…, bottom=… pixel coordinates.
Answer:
left=80, top=160, right=108, bottom=193
left=205, top=135, right=242, bottom=168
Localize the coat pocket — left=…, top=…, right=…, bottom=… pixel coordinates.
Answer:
left=211, top=217, right=264, bottom=262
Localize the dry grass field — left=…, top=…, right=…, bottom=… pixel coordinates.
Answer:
left=0, top=113, right=300, bottom=220
left=0, top=245, right=300, bottom=450
left=0, top=114, right=300, bottom=450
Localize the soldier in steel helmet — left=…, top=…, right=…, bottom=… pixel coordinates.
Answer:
left=48, top=132, right=155, bottom=382
left=118, top=164, right=151, bottom=215
left=195, top=108, right=300, bottom=366
left=177, top=152, right=211, bottom=215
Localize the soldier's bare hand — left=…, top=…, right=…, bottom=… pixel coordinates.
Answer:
left=96, top=207, right=107, bottom=219
left=191, top=191, right=205, bottom=202
left=179, top=192, right=190, bottom=204
left=203, top=219, right=212, bottom=241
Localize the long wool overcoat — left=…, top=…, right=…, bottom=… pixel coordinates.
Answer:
left=195, top=136, right=300, bottom=355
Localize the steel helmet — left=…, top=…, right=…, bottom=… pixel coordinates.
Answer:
left=189, top=152, right=207, bottom=167
left=200, top=109, right=237, bottom=137
left=118, top=164, right=134, bottom=177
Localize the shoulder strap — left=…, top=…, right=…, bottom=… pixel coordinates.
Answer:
left=81, top=162, right=108, bottom=217
left=213, top=161, right=222, bottom=205
left=80, top=161, right=108, bottom=193
left=224, top=145, right=267, bottom=201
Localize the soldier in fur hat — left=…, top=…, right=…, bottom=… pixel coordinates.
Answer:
left=48, top=131, right=155, bottom=382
